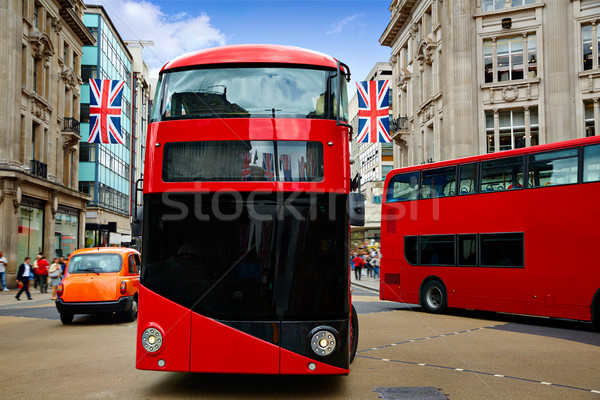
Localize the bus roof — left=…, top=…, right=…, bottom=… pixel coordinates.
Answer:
left=385, top=135, right=600, bottom=178
left=161, top=44, right=342, bottom=72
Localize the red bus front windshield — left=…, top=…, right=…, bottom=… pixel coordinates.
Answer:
left=151, top=66, right=348, bottom=121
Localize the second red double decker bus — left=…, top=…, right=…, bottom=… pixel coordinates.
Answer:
left=135, top=45, right=362, bottom=374
left=380, top=136, right=600, bottom=329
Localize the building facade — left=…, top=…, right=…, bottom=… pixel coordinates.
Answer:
left=349, top=63, right=395, bottom=246
left=380, top=0, right=599, bottom=168
left=78, top=5, right=134, bottom=247
left=0, top=0, right=94, bottom=286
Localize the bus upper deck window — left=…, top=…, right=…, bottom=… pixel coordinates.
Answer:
left=420, top=167, right=456, bottom=199
left=528, top=148, right=578, bottom=187
left=583, top=144, right=600, bottom=182
left=480, top=156, right=524, bottom=192
left=458, top=163, right=478, bottom=195
left=387, top=172, right=419, bottom=202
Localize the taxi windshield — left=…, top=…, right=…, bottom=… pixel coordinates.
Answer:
left=68, top=253, right=122, bottom=273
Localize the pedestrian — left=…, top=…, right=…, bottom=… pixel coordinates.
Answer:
left=352, top=253, right=364, bottom=281
left=48, top=258, right=62, bottom=300
left=59, top=256, right=67, bottom=274
left=0, top=251, right=9, bottom=291
left=15, top=257, right=33, bottom=301
left=32, top=254, right=41, bottom=289
left=37, top=255, right=49, bottom=294
left=372, top=251, right=380, bottom=279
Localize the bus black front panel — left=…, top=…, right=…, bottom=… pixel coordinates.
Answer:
left=141, top=192, right=349, bottom=322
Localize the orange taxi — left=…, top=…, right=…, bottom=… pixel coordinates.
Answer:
left=55, top=247, right=141, bottom=324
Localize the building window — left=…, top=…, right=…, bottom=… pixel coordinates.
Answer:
left=18, top=204, right=44, bottom=265
left=33, top=58, right=39, bottom=93
left=484, top=34, right=536, bottom=83
left=483, top=0, right=534, bottom=11
left=585, top=100, right=596, bottom=137
left=511, top=0, right=535, bottom=7
left=33, top=3, right=38, bottom=28
left=485, top=107, right=538, bottom=153
left=81, top=65, right=97, bottom=82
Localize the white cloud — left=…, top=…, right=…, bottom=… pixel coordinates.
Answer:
left=326, top=13, right=364, bottom=35
left=89, top=0, right=226, bottom=78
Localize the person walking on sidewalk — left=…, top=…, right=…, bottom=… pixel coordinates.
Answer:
left=352, top=253, right=364, bottom=281
left=0, top=251, right=9, bottom=291
left=37, top=255, right=49, bottom=294
left=15, top=257, right=33, bottom=300
left=48, top=258, right=62, bottom=300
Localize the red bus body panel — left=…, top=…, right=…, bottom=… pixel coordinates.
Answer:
left=380, top=136, right=600, bottom=322
left=162, top=44, right=341, bottom=72
left=136, top=286, right=191, bottom=372
left=144, top=118, right=350, bottom=195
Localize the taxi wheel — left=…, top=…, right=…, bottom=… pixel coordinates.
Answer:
left=120, top=297, right=138, bottom=322
left=60, top=313, right=73, bottom=325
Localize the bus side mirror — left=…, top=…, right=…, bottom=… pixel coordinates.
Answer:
left=131, top=206, right=143, bottom=237
left=349, top=193, right=365, bottom=227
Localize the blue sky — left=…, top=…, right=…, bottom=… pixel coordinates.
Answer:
left=87, top=0, right=393, bottom=90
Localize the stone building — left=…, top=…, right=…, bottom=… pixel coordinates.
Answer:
left=0, top=0, right=94, bottom=286
left=380, top=0, right=600, bottom=168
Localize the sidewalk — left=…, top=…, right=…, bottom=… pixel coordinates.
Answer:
left=0, top=286, right=55, bottom=308
left=350, top=270, right=380, bottom=292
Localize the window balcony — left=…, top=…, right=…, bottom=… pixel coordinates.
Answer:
left=62, top=117, right=82, bottom=146
left=390, top=116, right=409, bottom=140
left=30, top=159, right=47, bottom=179
left=63, top=117, right=80, bottom=134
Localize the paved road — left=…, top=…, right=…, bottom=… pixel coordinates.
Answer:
left=0, top=281, right=599, bottom=400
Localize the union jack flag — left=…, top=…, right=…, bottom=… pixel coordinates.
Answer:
left=279, top=154, right=292, bottom=181
left=356, top=80, right=391, bottom=143
left=241, top=152, right=252, bottom=180
left=88, top=79, right=126, bottom=144
left=262, top=153, right=274, bottom=181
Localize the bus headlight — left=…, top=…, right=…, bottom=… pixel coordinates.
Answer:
left=141, top=327, right=163, bottom=353
left=309, top=327, right=337, bottom=357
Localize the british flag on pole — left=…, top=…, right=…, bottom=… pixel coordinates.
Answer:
left=88, top=79, right=126, bottom=144
left=356, top=80, right=391, bottom=143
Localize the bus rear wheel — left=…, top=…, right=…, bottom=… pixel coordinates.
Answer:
left=350, top=304, right=359, bottom=363
left=421, top=280, right=447, bottom=314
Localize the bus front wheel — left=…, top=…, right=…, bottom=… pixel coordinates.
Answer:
left=350, top=304, right=359, bottom=363
left=421, top=280, right=447, bottom=314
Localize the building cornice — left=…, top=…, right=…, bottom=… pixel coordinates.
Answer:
left=380, top=0, right=418, bottom=47
left=59, top=0, right=96, bottom=46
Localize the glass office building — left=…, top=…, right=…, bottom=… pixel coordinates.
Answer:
left=79, top=6, right=133, bottom=246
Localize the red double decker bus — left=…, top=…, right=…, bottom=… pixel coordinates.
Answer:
left=135, top=45, right=363, bottom=374
left=380, top=136, right=600, bottom=329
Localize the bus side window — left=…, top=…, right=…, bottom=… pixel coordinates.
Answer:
left=404, top=236, right=418, bottom=265
left=528, top=148, right=578, bottom=187
left=583, top=144, right=600, bottom=182
left=480, top=232, right=524, bottom=267
left=420, top=167, right=456, bottom=198
left=458, top=163, right=478, bottom=195
left=458, top=234, right=477, bottom=266
left=480, top=156, right=524, bottom=192
left=387, top=172, right=419, bottom=202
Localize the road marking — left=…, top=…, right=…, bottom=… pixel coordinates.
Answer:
left=357, top=324, right=503, bottom=353
left=359, top=354, right=600, bottom=396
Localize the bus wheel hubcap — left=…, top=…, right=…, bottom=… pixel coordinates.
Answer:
left=427, top=287, right=441, bottom=308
